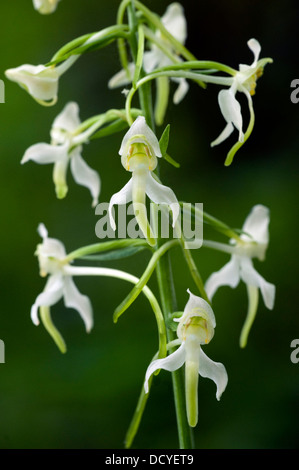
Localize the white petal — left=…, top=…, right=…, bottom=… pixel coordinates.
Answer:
left=143, top=50, right=160, bottom=73
left=63, top=276, right=93, bottom=332
left=211, top=122, right=234, bottom=147
left=108, top=62, right=135, bottom=88
left=30, top=274, right=64, bottom=325
left=37, top=223, right=67, bottom=259
left=38, top=223, right=48, bottom=240
left=247, top=38, right=261, bottom=65
left=240, top=257, right=275, bottom=310
left=33, top=0, right=60, bottom=14
left=205, top=255, right=240, bottom=300
left=146, top=173, right=180, bottom=227
left=5, top=64, right=59, bottom=102
left=162, top=3, right=187, bottom=45
left=198, top=348, right=228, bottom=400
left=21, top=142, right=68, bottom=165
left=119, top=116, right=162, bottom=159
left=108, top=178, right=133, bottom=230
left=70, top=149, right=101, bottom=207
left=144, top=342, right=186, bottom=393
left=51, top=102, right=81, bottom=138
left=185, top=289, right=216, bottom=328
left=218, top=88, right=244, bottom=142
left=242, top=205, right=270, bottom=246
left=172, top=78, right=189, bottom=104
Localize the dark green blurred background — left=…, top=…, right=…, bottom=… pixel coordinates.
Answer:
left=0, top=0, right=298, bottom=449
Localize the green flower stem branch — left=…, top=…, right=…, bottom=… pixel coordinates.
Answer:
left=63, top=265, right=167, bottom=359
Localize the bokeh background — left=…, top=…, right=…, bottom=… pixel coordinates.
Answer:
left=0, top=0, right=298, bottom=449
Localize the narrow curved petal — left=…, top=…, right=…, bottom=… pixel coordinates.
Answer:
left=144, top=342, right=186, bottom=394
left=108, top=178, right=133, bottom=230
left=146, top=173, right=180, bottom=227
left=21, top=142, right=68, bottom=165
left=240, top=257, right=275, bottom=310
left=242, top=204, right=270, bottom=245
left=63, top=276, right=93, bottom=333
left=119, top=116, right=162, bottom=159
left=211, top=122, right=234, bottom=147
left=70, top=149, right=101, bottom=207
left=30, top=274, right=64, bottom=325
left=205, top=255, right=240, bottom=300
left=172, top=78, right=189, bottom=104
left=247, top=38, right=261, bottom=66
left=198, top=348, right=228, bottom=400
left=218, top=88, right=244, bottom=143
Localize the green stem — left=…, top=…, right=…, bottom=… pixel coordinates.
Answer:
left=155, top=248, right=194, bottom=449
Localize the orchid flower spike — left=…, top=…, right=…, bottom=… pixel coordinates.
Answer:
left=31, top=224, right=94, bottom=353
left=211, top=39, right=272, bottom=164
left=33, top=0, right=61, bottom=14
left=205, top=205, right=276, bottom=347
left=21, top=102, right=100, bottom=206
left=144, top=289, right=228, bottom=427
left=108, top=116, right=180, bottom=246
left=5, top=54, right=77, bottom=106
left=109, top=3, right=189, bottom=106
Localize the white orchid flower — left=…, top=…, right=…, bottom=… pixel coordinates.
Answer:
left=211, top=38, right=272, bottom=149
left=5, top=55, right=77, bottom=106
left=33, top=0, right=61, bottom=14
left=109, top=2, right=189, bottom=105
left=31, top=223, right=94, bottom=353
left=108, top=116, right=180, bottom=246
left=144, top=289, right=228, bottom=427
left=204, top=205, right=276, bottom=347
left=21, top=102, right=100, bottom=206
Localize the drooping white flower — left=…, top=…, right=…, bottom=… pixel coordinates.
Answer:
left=21, top=102, right=100, bottom=206
left=5, top=55, right=77, bottom=106
left=205, top=205, right=276, bottom=347
left=144, top=289, right=228, bottom=427
left=31, top=224, right=94, bottom=346
left=109, top=3, right=189, bottom=104
left=108, top=116, right=180, bottom=245
left=33, top=0, right=61, bottom=14
left=211, top=39, right=272, bottom=148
